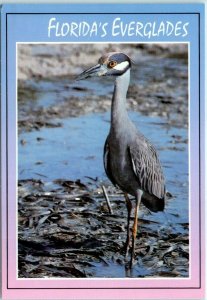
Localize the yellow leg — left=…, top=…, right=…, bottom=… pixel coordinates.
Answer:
left=124, top=193, right=132, bottom=258
left=130, top=190, right=142, bottom=268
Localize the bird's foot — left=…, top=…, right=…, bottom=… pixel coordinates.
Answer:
left=129, top=255, right=136, bottom=269
left=125, top=257, right=137, bottom=277
left=122, top=236, right=131, bottom=253
left=122, top=243, right=131, bottom=262
left=123, top=247, right=137, bottom=269
left=124, top=252, right=129, bottom=263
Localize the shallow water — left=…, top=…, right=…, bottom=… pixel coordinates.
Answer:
left=18, top=110, right=188, bottom=231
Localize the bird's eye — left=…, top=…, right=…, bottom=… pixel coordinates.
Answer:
left=108, top=61, right=117, bottom=68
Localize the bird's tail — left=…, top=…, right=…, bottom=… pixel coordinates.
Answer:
left=142, top=193, right=165, bottom=212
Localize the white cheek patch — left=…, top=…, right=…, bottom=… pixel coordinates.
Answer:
left=113, top=61, right=129, bottom=71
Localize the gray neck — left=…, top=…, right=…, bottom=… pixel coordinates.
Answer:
left=111, top=69, right=130, bottom=130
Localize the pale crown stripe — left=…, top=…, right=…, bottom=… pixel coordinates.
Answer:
left=113, top=61, right=129, bottom=71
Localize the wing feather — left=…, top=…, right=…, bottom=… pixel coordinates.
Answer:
left=128, top=138, right=165, bottom=200
left=103, top=138, right=117, bottom=187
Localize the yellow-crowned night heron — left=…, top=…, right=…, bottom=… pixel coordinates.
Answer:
left=77, top=52, right=165, bottom=267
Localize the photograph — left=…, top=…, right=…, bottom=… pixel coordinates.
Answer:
left=17, top=42, right=189, bottom=278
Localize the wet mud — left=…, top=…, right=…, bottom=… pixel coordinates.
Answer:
left=18, top=179, right=188, bottom=278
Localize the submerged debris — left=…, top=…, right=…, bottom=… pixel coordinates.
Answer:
left=18, top=179, right=189, bottom=278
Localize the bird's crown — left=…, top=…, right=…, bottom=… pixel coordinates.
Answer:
left=99, top=52, right=132, bottom=72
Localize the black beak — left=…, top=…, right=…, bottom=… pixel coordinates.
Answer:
left=76, top=64, right=107, bottom=81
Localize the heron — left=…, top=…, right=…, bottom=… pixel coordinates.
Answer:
left=76, top=52, right=165, bottom=268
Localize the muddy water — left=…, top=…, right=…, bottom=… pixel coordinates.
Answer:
left=18, top=56, right=188, bottom=278
left=19, top=110, right=188, bottom=222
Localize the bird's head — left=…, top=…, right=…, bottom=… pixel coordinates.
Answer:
left=76, top=52, right=132, bottom=81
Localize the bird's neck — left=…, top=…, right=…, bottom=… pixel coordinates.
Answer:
left=111, top=69, right=130, bottom=129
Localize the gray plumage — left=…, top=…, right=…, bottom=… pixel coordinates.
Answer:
left=103, top=65, right=165, bottom=211
left=77, top=51, right=165, bottom=267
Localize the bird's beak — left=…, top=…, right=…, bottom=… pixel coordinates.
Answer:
left=76, top=64, right=107, bottom=81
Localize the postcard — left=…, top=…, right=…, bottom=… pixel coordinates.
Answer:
left=1, top=3, right=205, bottom=299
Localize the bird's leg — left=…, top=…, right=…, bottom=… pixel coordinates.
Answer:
left=130, top=190, right=142, bottom=268
left=124, top=193, right=132, bottom=259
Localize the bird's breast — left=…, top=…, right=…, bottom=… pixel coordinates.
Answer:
left=107, top=134, right=139, bottom=196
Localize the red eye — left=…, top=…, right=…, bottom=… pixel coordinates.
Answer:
left=108, top=61, right=117, bottom=68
